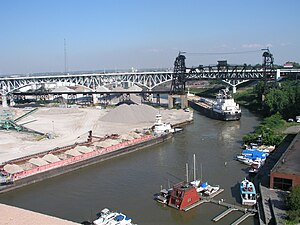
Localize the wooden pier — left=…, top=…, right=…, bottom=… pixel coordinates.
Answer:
left=209, top=199, right=257, bottom=225
left=212, top=207, right=238, bottom=222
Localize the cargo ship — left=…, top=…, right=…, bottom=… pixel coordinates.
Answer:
left=188, top=89, right=241, bottom=121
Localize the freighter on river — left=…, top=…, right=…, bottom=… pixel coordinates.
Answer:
left=188, top=88, right=241, bottom=121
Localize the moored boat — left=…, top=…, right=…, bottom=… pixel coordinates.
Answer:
left=93, top=208, right=136, bottom=225
left=188, top=88, right=241, bottom=121
left=240, top=178, right=257, bottom=206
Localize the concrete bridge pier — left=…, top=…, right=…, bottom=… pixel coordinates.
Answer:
left=168, top=94, right=188, bottom=109
left=92, top=94, right=98, bottom=105
left=1, top=94, right=8, bottom=107
left=232, top=85, right=237, bottom=94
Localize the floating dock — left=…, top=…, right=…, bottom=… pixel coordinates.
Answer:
left=212, top=207, right=238, bottom=222
left=209, top=199, right=257, bottom=225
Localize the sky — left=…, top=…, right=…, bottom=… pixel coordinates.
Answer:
left=0, top=0, right=300, bottom=75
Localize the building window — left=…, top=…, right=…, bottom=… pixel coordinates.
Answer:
left=273, top=177, right=292, bottom=191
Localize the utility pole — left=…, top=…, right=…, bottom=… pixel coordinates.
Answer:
left=64, top=38, right=68, bottom=74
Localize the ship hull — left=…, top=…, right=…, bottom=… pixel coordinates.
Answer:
left=188, top=100, right=241, bottom=121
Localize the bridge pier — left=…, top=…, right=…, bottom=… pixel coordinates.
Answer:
left=1, top=95, right=8, bottom=107
left=232, top=86, right=237, bottom=94
left=92, top=94, right=98, bottom=105
left=168, top=94, right=188, bottom=109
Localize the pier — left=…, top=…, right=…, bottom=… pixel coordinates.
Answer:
left=209, top=198, right=257, bottom=224
left=212, top=207, right=238, bottom=222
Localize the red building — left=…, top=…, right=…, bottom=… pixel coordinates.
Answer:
left=270, top=133, right=300, bottom=191
left=168, top=181, right=200, bottom=210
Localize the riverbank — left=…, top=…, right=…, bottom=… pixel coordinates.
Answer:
left=0, top=104, right=193, bottom=193
left=0, top=104, right=193, bottom=163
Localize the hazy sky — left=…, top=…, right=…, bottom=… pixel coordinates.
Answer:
left=1, top=0, right=299, bottom=74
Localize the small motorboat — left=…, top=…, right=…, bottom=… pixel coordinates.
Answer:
left=93, top=208, right=136, bottom=225
left=240, top=178, right=257, bottom=206
left=154, top=188, right=172, bottom=204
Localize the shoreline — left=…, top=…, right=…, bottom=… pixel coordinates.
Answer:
left=0, top=119, right=193, bottom=194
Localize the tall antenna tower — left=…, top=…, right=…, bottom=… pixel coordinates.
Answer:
left=64, top=38, right=68, bottom=74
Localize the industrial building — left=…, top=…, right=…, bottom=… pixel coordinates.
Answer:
left=270, top=133, right=300, bottom=191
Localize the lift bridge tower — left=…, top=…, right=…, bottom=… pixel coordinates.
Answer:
left=169, top=49, right=275, bottom=109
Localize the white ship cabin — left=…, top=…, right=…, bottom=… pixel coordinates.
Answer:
left=213, top=89, right=241, bottom=113
left=153, top=114, right=173, bottom=136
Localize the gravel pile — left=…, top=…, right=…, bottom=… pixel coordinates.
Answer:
left=74, top=145, right=93, bottom=153
left=28, top=158, right=49, bottom=167
left=42, top=154, right=61, bottom=163
left=3, top=164, right=24, bottom=174
left=65, top=149, right=82, bottom=157
left=100, top=104, right=158, bottom=124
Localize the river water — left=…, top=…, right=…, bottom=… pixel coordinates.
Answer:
left=0, top=107, right=261, bottom=225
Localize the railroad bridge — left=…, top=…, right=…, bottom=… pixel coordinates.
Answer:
left=0, top=50, right=299, bottom=107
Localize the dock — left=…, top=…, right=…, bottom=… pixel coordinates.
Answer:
left=209, top=198, right=257, bottom=224
left=231, top=212, right=256, bottom=225
left=212, top=207, right=238, bottom=222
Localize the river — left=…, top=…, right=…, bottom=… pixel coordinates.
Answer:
left=0, top=107, right=261, bottom=225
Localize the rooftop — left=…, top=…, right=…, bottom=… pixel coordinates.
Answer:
left=272, top=132, right=300, bottom=176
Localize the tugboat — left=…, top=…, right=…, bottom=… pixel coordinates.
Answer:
left=240, top=178, right=257, bottom=206
left=152, top=114, right=173, bottom=136
left=188, top=88, right=241, bottom=121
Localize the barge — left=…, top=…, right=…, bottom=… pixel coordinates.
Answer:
left=188, top=88, right=241, bottom=121
left=0, top=131, right=172, bottom=193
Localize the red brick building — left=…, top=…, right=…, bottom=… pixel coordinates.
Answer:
left=270, top=133, right=300, bottom=191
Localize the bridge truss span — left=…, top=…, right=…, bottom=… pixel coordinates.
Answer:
left=0, top=71, right=174, bottom=96
left=186, top=65, right=265, bottom=80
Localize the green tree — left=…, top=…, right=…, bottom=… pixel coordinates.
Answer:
left=287, top=186, right=300, bottom=222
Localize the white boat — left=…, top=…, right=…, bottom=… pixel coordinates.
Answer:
left=189, top=154, right=220, bottom=196
left=236, top=155, right=263, bottom=165
left=93, top=208, right=136, bottom=225
left=152, top=114, right=173, bottom=136
left=249, top=160, right=264, bottom=174
left=240, top=178, right=257, bottom=206
left=154, top=188, right=172, bottom=204
left=198, top=182, right=220, bottom=196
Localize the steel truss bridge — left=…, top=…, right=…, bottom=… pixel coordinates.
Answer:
left=0, top=50, right=299, bottom=107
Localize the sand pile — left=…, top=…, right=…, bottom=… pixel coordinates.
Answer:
left=74, top=145, right=93, bottom=153
left=65, top=149, right=82, bottom=157
left=42, top=154, right=61, bottom=163
left=28, top=158, right=49, bottom=167
left=100, top=104, right=158, bottom=124
left=3, top=164, right=24, bottom=174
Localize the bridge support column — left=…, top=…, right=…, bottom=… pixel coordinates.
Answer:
left=9, top=97, right=15, bottom=107
left=92, top=94, right=98, bottom=105
left=232, top=86, right=237, bottom=94
left=180, top=94, right=188, bottom=109
left=276, top=69, right=281, bottom=81
left=2, top=95, right=8, bottom=107
left=168, top=94, right=188, bottom=109
left=168, top=95, right=174, bottom=109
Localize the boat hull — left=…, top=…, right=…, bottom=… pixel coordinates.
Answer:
left=188, top=100, right=241, bottom=121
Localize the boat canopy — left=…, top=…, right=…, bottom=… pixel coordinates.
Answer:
left=114, top=214, right=125, bottom=221
left=201, top=182, right=208, bottom=188
left=242, top=149, right=268, bottom=159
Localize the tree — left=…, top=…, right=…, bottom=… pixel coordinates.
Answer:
left=287, top=186, right=300, bottom=222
